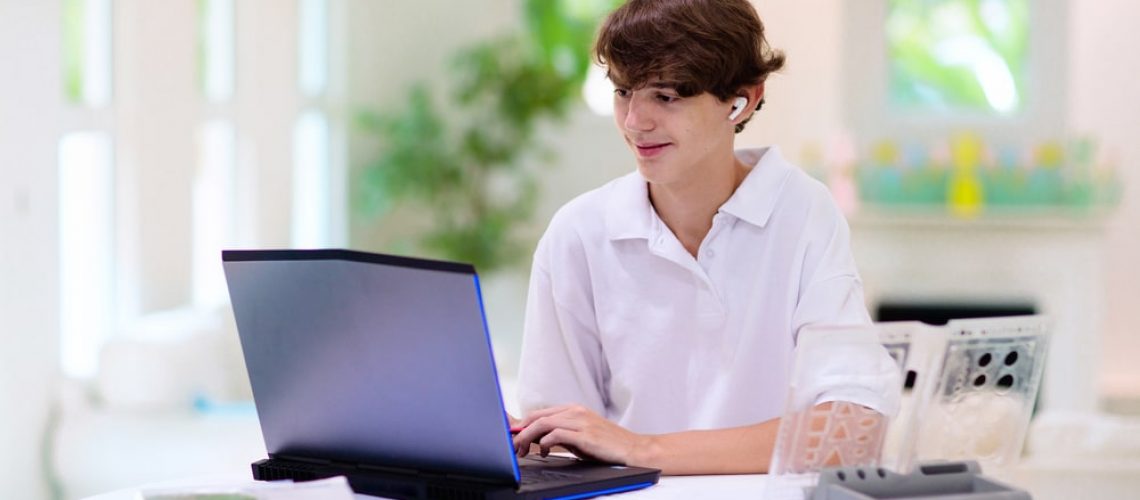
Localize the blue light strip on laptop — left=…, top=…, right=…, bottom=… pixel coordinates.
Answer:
left=548, top=482, right=656, bottom=500
left=472, top=273, right=522, bottom=484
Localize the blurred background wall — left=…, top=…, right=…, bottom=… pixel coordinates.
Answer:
left=1, top=0, right=1138, bottom=498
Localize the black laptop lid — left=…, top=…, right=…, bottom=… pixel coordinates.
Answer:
left=223, top=249, right=520, bottom=483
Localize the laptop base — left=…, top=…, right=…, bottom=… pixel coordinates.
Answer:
left=252, top=456, right=660, bottom=500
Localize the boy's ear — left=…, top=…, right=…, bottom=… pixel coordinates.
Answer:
left=735, top=82, right=766, bottom=112
left=752, top=81, right=766, bottom=108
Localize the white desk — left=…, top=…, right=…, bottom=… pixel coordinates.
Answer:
left=84, top=473, right=805, bottom=500
left=614, top=474, right=804, bottom=499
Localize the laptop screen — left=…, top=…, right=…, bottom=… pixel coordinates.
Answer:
left=223, top=249, right=520, bottom=483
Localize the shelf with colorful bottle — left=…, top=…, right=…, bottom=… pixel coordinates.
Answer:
left=803, top=133, right=1123, bottom=221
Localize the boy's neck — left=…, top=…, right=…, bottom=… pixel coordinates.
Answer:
left=649, top=150, right=749, bottom=258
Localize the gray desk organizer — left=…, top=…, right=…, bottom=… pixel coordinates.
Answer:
left=810, top=461, right=1030, bottom=500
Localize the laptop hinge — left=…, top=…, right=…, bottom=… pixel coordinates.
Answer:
left=269, top=454, right=513, bottom=487
left=442, top=472, right=513, bottom=486
left=269, top=453, right=332, bottom=465
left=354, top=462, right=510, bottom=486
left=356, top=462, right=421, bottom=476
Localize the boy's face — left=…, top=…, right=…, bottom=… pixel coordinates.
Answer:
left=612, top=78, right=737, bottom=186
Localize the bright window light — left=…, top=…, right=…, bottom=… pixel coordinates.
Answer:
left=887, top=0, right=1028, bottom=115
left=192, top=120, right=237, bottom=307
left=292, top=110, right=331, bottom=248
left=59, top=132, right=115, bottom=378
left=583, top=64, right=614, bottom=117
left=299, top=0, right=329, bottom=98
left=933, top=37, right=1019, bottom=113
left=199, top=0, right=235, bottom=102
left=62, top=0, right=113, bottom=106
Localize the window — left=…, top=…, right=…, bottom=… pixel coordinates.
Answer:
left=292, top=0, right=341, bottom=249
left=198, top=0, right=235, bottom=102
left=582, top=64, right=613, bottom=116
left=56, top=0, right=348, bottom=376
left=292, top=110, right=332, bottom=248
left=62, top=0, right=112, bottom=106
left=842, top=0, right=1067, bottom=146
left=298, top=0, right=329, bottom=98
left=192, top=120, right=237, bottom=307
left=193, top=0, right=238, bottom=307
left=59, top=0, right=115, bottom=379
left=59, top=132, right=115, bottom=378
left=887, top=0, right=1029, bottom=115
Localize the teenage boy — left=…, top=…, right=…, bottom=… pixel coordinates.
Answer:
left=512, top=0, right=898, bottom=474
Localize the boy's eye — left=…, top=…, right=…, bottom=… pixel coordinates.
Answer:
left=614, top=88, right=630, bottom=98
left=656, top=94, right=678, bottom=103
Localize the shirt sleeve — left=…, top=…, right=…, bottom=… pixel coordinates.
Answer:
left=790, top=195, right=901, bottom=417
left=790, top=199, right=871, bottom=335
left=789, top=325, right=902, bottom=418
left=515, top=229, right=608, bottom=417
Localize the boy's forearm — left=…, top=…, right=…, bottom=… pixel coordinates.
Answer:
left=630, top=418, right=781, bottom=475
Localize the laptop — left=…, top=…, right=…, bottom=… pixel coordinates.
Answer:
left=222, top=249, right=660, bottom=499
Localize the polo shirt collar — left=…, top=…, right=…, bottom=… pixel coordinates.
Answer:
left=605, top=171, right=655, bottom=240
left=719, top=146, right=792, bottom=228
left=605, top=146, right=792, bottom=240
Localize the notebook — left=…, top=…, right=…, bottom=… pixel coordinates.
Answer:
left=222, top=249, right=660, bottom=500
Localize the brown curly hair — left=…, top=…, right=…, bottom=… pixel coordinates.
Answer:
left=594, top=0, right=786, bottom=133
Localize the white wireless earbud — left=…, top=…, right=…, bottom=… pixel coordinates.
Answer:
left=728, top=97, right=748, bottom=120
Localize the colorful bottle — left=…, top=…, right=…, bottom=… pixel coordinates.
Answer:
left=947, top=132, right=985, bottom=217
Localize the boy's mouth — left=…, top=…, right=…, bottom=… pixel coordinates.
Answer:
left=635, top=142, right=671, bottom=157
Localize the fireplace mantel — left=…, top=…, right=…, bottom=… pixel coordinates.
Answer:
left=850, top=208, right=1109, bottom=414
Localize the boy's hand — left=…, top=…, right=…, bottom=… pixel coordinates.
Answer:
left=511, top=405, right=651, bottom=465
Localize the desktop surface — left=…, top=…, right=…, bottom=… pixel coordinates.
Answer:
left=83, top=473, right=783, bottom=500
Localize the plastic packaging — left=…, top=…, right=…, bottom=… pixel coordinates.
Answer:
left=770, top=316, right=1050, bottom=485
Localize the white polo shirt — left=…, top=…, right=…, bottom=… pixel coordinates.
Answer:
left=517, top=146, right=897, bottom=434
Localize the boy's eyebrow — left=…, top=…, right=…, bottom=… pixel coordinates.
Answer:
left=607, top=74, right=683, bottom=91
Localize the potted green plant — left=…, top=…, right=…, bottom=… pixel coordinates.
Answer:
left=355, top=0, right=621, bottom=272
